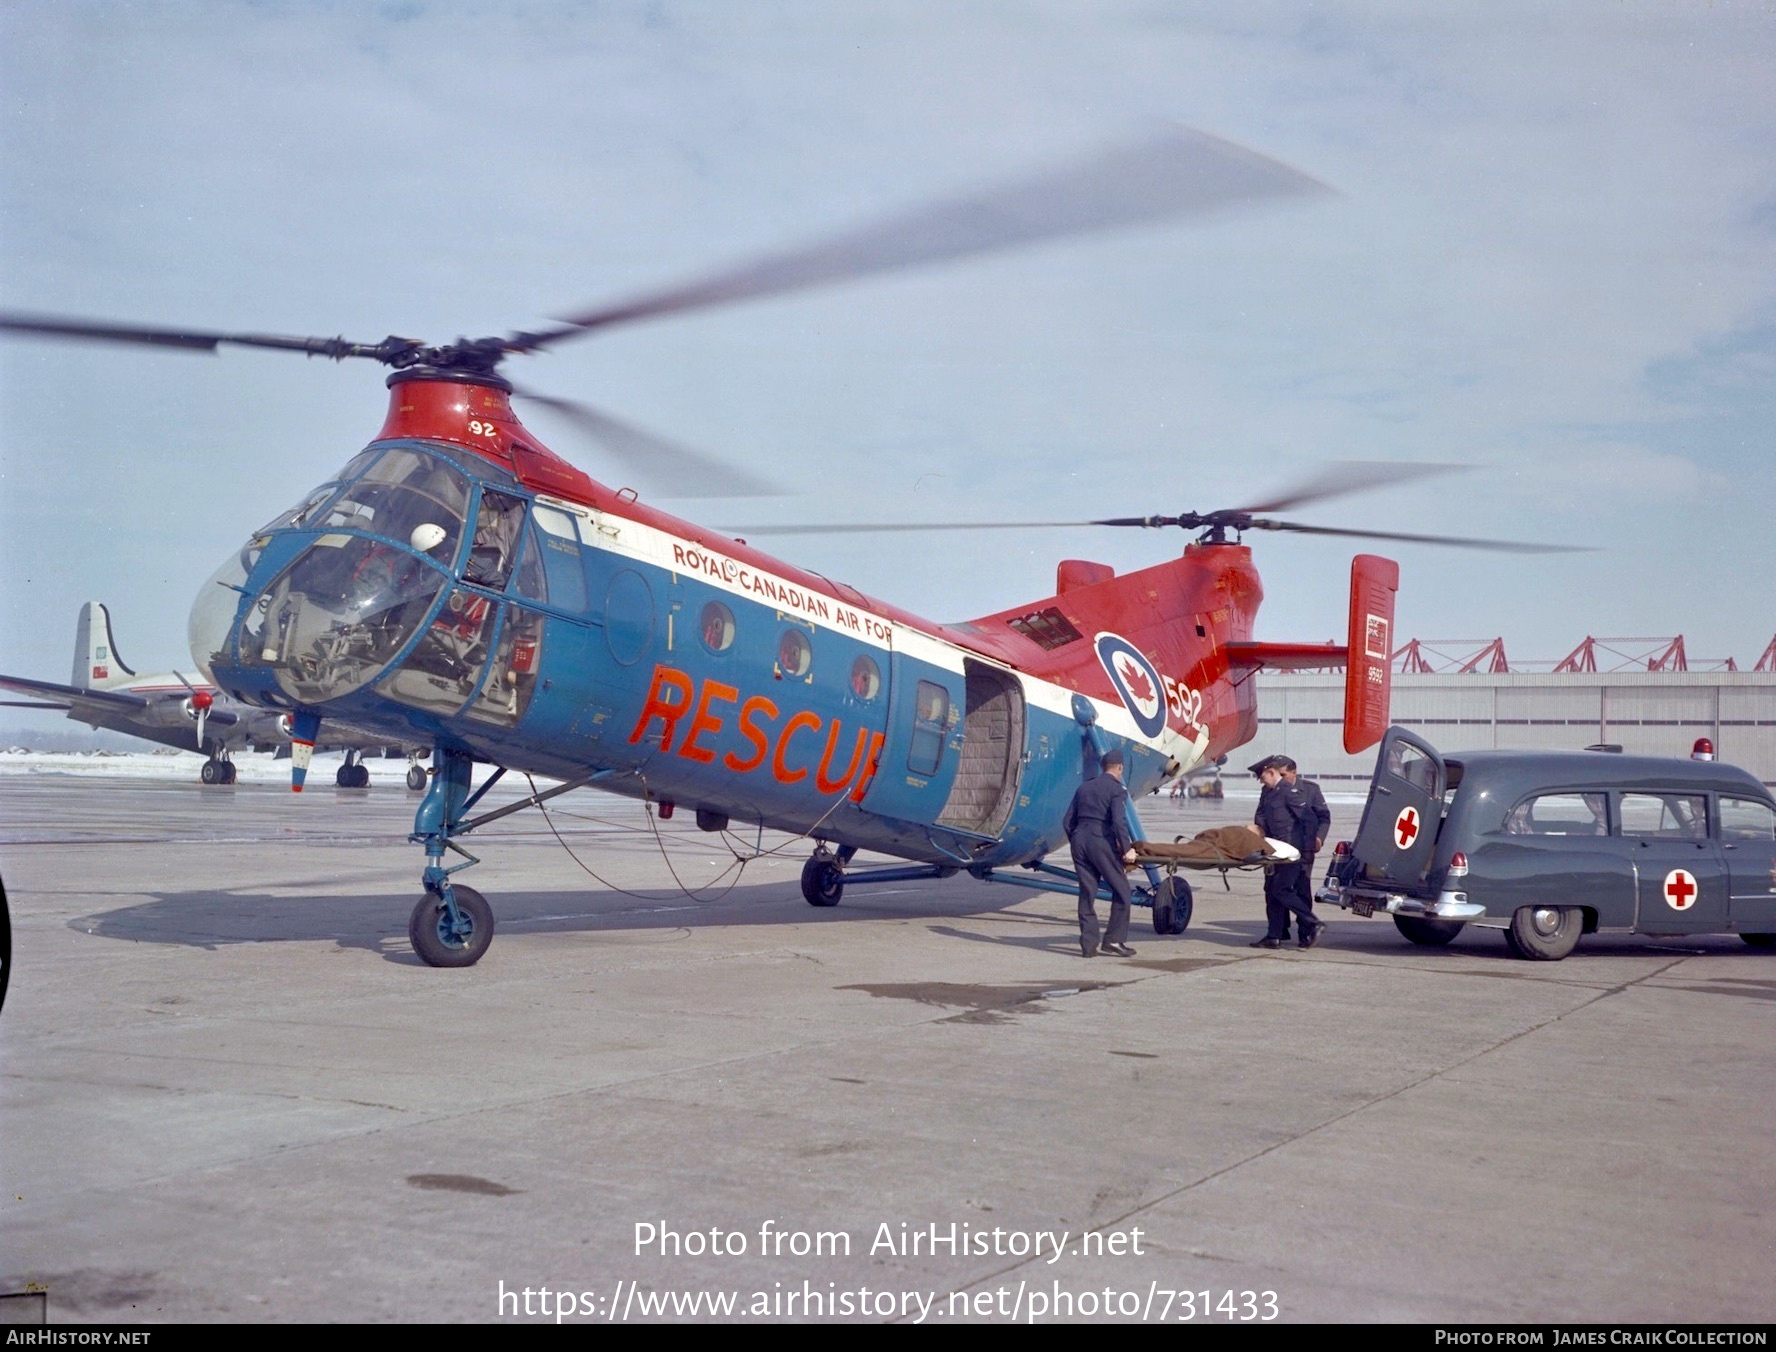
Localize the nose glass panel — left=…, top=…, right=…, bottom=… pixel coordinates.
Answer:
left=238, top=535, right=446, bottom=704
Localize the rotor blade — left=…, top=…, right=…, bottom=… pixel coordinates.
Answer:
left=0, top=311, right=417, bottom=362
left=722, top=519, right=1107, bottom=536
left=1249, top=519, right=1589, bottom=553
left=520, top=126, right=1331, bottom=346
left=512, top=387, right=781, bottom=497
left=1236, top=461, right=1466, bottom=515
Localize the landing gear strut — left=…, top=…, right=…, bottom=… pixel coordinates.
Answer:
left=405, top=747, right=598, bottom=968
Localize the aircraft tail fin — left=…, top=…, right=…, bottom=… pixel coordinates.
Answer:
left=1342, top=554, right=1398, bottom=754
left=72, top=602, right=136, bottom=689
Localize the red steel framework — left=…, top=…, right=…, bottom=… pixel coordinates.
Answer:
left=1391, top=635, right=1762, bottom=674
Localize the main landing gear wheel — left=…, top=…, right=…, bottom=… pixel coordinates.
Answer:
left=199, top=759, right=235, bottom=785
left=409, top=884, right=494, bottom=968
left=336, top=763, right=371, bottom=788
left=1503, top=905, right=1582, bottom=961
left=801, top=857, right=844, bottom=907
left=406, top=764, right=428, bottom=791
left=1394, top=915, right=1465, bottom=947
left=1151, top=876, right=1192, bottom=935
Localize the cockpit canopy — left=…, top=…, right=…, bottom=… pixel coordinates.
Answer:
left=192, top=442, right=550, bottom=722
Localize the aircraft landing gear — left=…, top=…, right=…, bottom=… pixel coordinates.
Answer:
left=336, top=750, right=371, bottom=789
left=405, top=761, right=428, bottom=791
left=801, top=845, right=856, bottom=907
left=409, top=883, right=494, bottom=968
left=199, top=756, right=236, bottom=785
left=405, top=747, right=598, bottom=968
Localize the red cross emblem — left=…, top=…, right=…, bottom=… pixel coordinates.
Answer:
left=1663, top=868, right=1698, bottom=911
left=1394, top=805, right=1420, bottom=849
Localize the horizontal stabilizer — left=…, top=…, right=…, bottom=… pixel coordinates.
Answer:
left=1223, top=641, right=1347, bottom=672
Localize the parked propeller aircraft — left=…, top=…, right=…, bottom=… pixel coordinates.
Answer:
left=0, top=127, right=1568, bottom=965
left=0, top=601, right=430, bottom=788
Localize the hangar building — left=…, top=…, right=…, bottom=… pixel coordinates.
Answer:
left=1250, top=672, right=1776, bottom=788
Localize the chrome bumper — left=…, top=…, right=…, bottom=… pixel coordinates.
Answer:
left=1315, top=883, right=1486, bottom=921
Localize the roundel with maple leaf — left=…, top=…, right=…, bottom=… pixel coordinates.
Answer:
left=1093, top=633, right=1168, bottom=739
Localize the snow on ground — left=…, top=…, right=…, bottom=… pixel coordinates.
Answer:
left=0, top=749, right=421, bottom=786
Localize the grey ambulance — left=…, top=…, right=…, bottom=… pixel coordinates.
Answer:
left=1317, top=727, right=1776, bottom=960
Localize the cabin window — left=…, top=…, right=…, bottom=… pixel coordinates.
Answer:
left=1718, top=797, right=1776, bottom=841
left=378, top=587, right=494, bottom=716
left=1007, top=606, right=1083, bottom=650
left=466, top=605, right=545, bottom=728
left=700, top=602, right=736, bottom=652
left=850, top=655, right=881, bottom=700
left=306, top=447, right=473, bottom=560
left=1503, top=792, right=1609, bottom=836
left=510, top=525, right=549, bottom=603
left=778, top=629, right=812, bottom=678
left=1385, top=740, right=1438, bottom=795
left=1619, top=793, right=1709, bottom=840
left=466, top=488, right=527, bottom=590
left=908, top=679, right=950, bottom=776
left=528, top=506, right=589, bottom=613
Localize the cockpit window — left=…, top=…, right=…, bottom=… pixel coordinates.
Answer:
left=465, top=488, right=528, bottom=590
left=266, top=448, right=473, bottom=563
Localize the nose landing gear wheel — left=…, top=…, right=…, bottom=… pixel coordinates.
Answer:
left=406, top=764, right=428, bottom=791
left=801, top=857, right=844, bottom=907
left=409, top=884, right=494, bottom=967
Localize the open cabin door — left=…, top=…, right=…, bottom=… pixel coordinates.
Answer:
left=935, top=661, right=1027, bottom=838
left=1352, top=725, right=1446, bottom=886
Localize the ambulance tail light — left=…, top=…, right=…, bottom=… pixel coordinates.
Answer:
left=1447, top=851, right=1468, bottom=879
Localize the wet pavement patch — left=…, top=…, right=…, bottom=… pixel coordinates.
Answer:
left=837, top=981, right=1124, bottom=1023
left=1125, top=957, right=1232, bottom=974
left=406, top=1173, right=520, bottom=1196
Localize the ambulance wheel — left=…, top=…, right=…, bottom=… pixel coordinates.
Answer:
left=406, top=764, right=428, bottom=791
left=1741, top=933, right=1776, bottom=949
left=200, top=759, right=222, bottom=785
left=1151, top=877, right=1192, bottom=935
left=1393, top=915, right=1464, bottom=946
left=1505, top=905, right=1581, bottom=961
left=801, top=858, right=843, bottom=907
left=409, top=885, right=494, bottom=968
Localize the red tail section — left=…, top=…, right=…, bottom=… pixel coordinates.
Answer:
left=1343, top=554, right=1398, bottom=753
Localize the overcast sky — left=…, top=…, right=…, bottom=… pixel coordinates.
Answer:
left=3, top=1, right=1773, bottom=732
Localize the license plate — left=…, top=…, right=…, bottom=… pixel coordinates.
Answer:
left=1350, top=898, right=1375, bottom=918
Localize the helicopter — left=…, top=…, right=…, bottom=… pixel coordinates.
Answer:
left=0, top=127, right=1560, bottom=967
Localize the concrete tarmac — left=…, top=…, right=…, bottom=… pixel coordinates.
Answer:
left=0, top=773, right=1770, bottom=1324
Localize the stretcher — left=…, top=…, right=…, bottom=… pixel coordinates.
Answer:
left=1127, top=825, right=1301, bottom=891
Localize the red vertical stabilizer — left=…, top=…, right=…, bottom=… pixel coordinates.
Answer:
left=1344, top=554, right=1399, bottom=753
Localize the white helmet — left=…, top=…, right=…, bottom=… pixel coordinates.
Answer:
left=409, top=523, right=448, bottom=553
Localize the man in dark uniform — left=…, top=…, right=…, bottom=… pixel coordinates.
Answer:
left=1249, top=756, right=1325, bottom=949
left=1277, top=756, right=1332, bottom=928
left=1063, top=749, right=1140, bottom=958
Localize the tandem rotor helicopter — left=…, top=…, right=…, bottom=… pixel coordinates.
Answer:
left=1, top=128, right=1559, bottom=967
